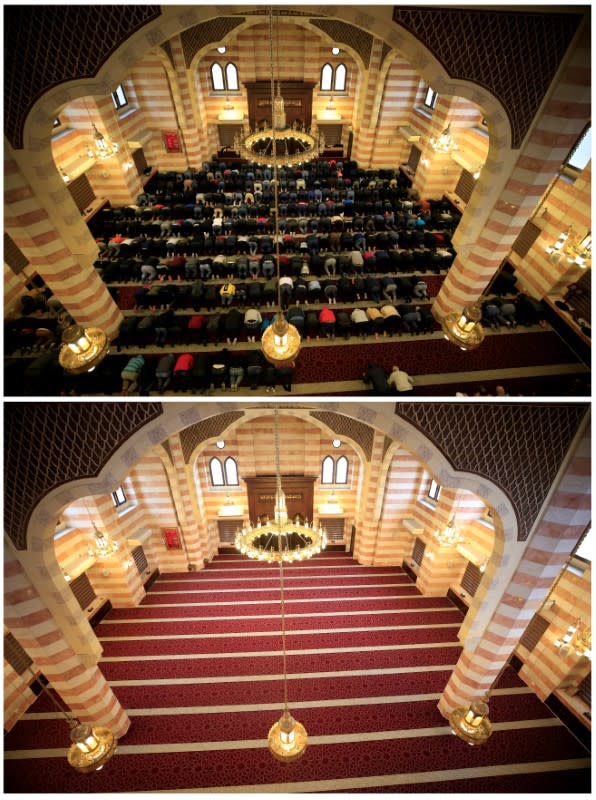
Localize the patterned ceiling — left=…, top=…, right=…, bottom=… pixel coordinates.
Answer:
left=4, top=6, right=585, bottom=151
left=395, top=402, right=589, bottom=541
left=392, top=7, right=583, bottom=149
left=4, top=403, right=589, bottom=551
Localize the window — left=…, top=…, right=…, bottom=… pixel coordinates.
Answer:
left=209, top=456, right=239, bottom=486
left=321, top=455, right=349, bottom=484
left=112, top=84, right=128, bottom=110
left=320, top=63, right=347, bottom=92
left=112, top=486, right=127, bottom=507
left=428, top=479, right=441, bottom=501
left=566, top=125, right=591, bottom=172
left=211, top=62, right=239, bottom=92
left=424, top=87, right=438, bottom=109
left=53, top=117, right=61, bottom=128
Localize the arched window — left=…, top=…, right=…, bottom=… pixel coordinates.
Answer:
left=335, top=455, right=348, bottom=484
left=334, top=63, right=347, bottom=92
left=211, top=63, right=225, bottom=91
left=321, top=455, right=349, bottom=484
left=225, top=63, right=239, bottom=91
left=321, top=456, right=335, bottom=484
left=211, top=62, right=239, bottom=92
left=209, top=457, right=225, bottom=486
left=224, top=457, right=239, bottom=485
left=320, top=63, right=333, bottom=91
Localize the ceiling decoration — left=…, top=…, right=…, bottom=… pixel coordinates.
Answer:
left=180, top=17, right=246, bottom=69
left=4, top=403, right=163, bottom=551
left=310, top=411, right=375, bottom=461
left=392, top=7, right=583, bottom=149
left=179, top=412, right=245, bottom=463
left=4, top=5, right=162, bottom=150
left=310, top=19, right=373, bottom=68
left=395, top=402, right=589, bottom=541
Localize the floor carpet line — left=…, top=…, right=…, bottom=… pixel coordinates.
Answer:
left=168, top=759, right=593, bottom=794
left=100, top=641, right=462, bottom=663
left=149, top=573, right=410, bottom=584
left=99, top=606, right=457, bottom=624
left=130, top=593, right=433, bottom=607
left=97, top=622, right=460, bottom=642
left=3, top=717, right=565, bottom=760
left=103, top=664, right=460, bottom=686
left=141, top=583, right=417, bottom=596
left=23, top=687, right=534, bottom=719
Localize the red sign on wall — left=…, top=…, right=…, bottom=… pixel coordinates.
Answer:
left=163, top=528, right=181, bottom=549
left=162, top=131, right=182, bottom=153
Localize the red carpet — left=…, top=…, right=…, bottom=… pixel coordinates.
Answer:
left=4, top=551, right=590, bottom=793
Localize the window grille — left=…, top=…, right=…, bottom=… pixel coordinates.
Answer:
left=454, top=169, right=475, bottom=204
left=577, top=672, right=591, bottom=706
left=511, top=220, right=541, bottom=258
left=218, top=519, right=241, bottom=544
left=321, top=518, right=345, bottom=541
left=132, top=147, right=148, bottom=176
left=67, top=173, right=96, bottom=213
left=4, top=232, right=29, bottom=275
left=131, top=544, right=148, bottom=575
left=461, top=561, right=482, bottom=596
left=407, top=145, right=421, bottom=174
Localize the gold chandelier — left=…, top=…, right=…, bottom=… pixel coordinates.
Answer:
left=28, top=668, right=117, bottom=772
left=441, top=303, right=485, bottom=351
left=87, top=122, right=119, bottom=161
left=434, top=516, right=464, bottom=547
left=431, top=123, right=457, bottom=154
left=87, top=521, right=119, bottom=560
left=235, top=409, right=327, bottom=563
left=449, top=697, right=492, bottom=745
left=59, top=324, right=110, bottom=374
left=236, top=10, right=324, bottom=169
left=546, top=228, right=591, bottom=269
left=555, top=618, right=592, bottom=660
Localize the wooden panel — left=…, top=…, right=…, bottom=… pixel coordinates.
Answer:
left=318, top=124, right=343, bottom=147
left=131, top=544, right=148, bottom=574
left=217, top=124, right=243, bottom=148
left=454, top=168, right=475, bottom=204
left=512, top=219, right=541, bottom=258
left=245, top=81, right=315, bottom=130
left=244, top=475, right=316, bottom=523
left=407, top=144, right=421, bottom=173
left=4, top=232, right=29, bottom=275
left=519, top=613, right=550, bottom=652
left=577, top=672, right=591, bottom=706
left=68, top=572, right=97, bottom=611
left=412, top=536, right=425, bottom=566
left=321, top=517, right=345, bottom=541
left=67, top=173, right=96, bottom=213
left=132, top=147, right=148, bottom=176
left=4, top=632, right=32, bottom=675
left=461, top=561, right=482, bottom=597
left=218, top=518, right=241, bottom=544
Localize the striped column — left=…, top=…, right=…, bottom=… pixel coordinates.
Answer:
left=168, top=434, right=207, bottom=569
left=351, top=38, right=387, bottom=169
left=353, top=430, right=388, bottom=564
left=4, top=552, right=130, bottom=738
left=169, top=35, right=206, bottom=169
left=4, top=150, right=122, bottom=338
left=433, top=25, right=591, bottom=317
left=438, top=424, right=591, bottom=717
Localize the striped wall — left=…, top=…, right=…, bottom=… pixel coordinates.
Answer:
left=370, top=54, right=420, bottom=168
left=434, top=24, right=591, bottom=317
left=4, top=262, right=27, bottom=317
left=511, top=163, right=591, bottom=298
left=3, top=552, right=129, bottom=736
left=373, top=447, right=422, bottom=565
left=438, top=424, right=591, bottom=717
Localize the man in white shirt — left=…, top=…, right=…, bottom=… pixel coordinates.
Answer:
left=387, top=365, right=414, bottom=394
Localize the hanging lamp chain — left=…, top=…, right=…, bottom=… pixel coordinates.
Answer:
left=274, top=406, right=290, bottom=712
left=27, top=666, right=79, bottom=729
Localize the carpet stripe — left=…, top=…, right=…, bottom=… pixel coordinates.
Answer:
left=173, top=759, right=592, bottom=794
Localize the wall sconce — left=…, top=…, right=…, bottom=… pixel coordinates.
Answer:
left=555, top=618, right=592, bottom=660
left=60, top=169, right=70, bottom=183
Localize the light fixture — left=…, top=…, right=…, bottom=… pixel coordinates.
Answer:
left=87, top=521, right=119, bottom=559
left=219, top=97, right=243, bottom=122
left=449, top=697, right=492, bottom=745
left=331, top=46, right=340, bottom=55
left=332, top=439, right=342, bottom=448
left=27, top=667, right=117, bottom=772
left=216, top=440, right=225, bottom=449
left=60, top=168, right=70, bottom=183
left=235, top=9, right=324, bottom=168
left=217, top=45, right=226, bottom=53
left=431, top=123, right=457, bottom=154
left=87, top=122, right=119, bottom=161
left=59, top=324, right=110, bottom=374
left=319, top=95, right=341, bottom=121
left=546, top=228, right=591, bottom=269
left=555, top=618, right=592, bottom=660
left=235, top=408, right=327, bottom=564
left=441, top=303, right=485, bottom=351
left=434, top=516, right=464, bottom=547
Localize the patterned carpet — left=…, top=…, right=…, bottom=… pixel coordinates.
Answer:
left=3, top=552, right=591, bottom=793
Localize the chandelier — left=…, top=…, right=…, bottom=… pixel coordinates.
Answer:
left=235, top=409, right=327, bottom=563
left=441, top=303, right=485, bottom=351
left=87, top=521, right=119, bottom=560
left=59, top=324, right=110, bottom=374
left=431, top=123, right=457, bottom=154
left=546, top=228, right=591, bottom=269
left=555, top=618, right=592, bottom=660
left=434, top=516, right=464, bottom=547
left=236, top=11, right=323, bottom=169
left=28, top=667, right=117, bottom=772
